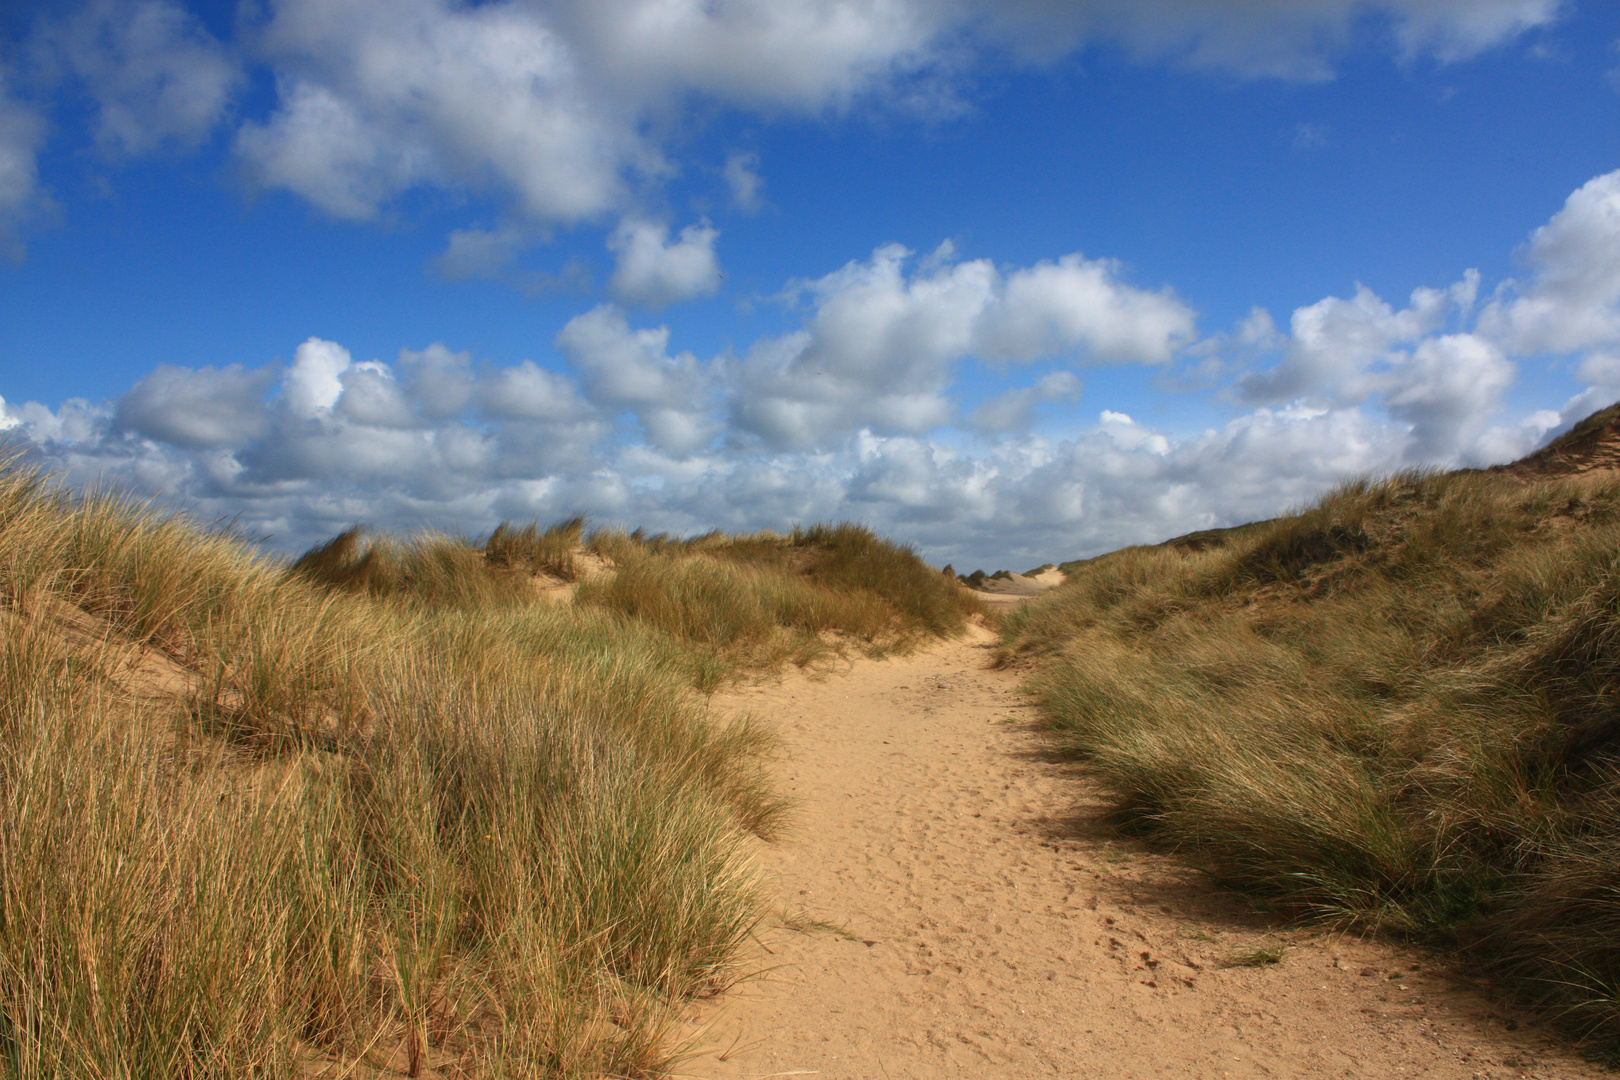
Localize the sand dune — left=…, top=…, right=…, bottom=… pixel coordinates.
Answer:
left=681, top=623, right=1601, bottom=1079
left=961, top=568, right=1066, bottom=607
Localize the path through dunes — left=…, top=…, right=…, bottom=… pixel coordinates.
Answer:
left=681, top=624, right=1603, bottom=1080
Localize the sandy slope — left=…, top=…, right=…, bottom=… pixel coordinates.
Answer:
left=961, top=569, right=1067, bottom=607
left=680, top=624, right=1603, bottom=1080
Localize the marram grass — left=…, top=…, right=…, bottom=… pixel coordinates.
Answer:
left=1004, top=467, right=1620, bottom=1053
left=0, top=457, right=973, bottom=1077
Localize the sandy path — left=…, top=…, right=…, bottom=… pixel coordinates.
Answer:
left=680, top=624, right=1604, bottom=1080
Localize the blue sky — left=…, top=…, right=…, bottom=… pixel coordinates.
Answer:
left=2, top=0, right=1619, bottom=569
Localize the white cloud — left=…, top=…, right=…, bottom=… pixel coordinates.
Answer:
left=1382, top=332, right=1514, bottom=461
left=40, top=0, right=242, bottom=156
left=979, top=254, right=1196, bottom=364
left=969, top=371, right=1082, bottom=434
left=1479, top=169, right=1620, bottom=356
left=606, top=218, right=722, bottom=308
left=1293, top=121, right=1330, bottom=149
left=18, top=167, right=1620, bottom=572
left=554, top=304, right=717, bottom=454
left=1240, top=277, right=1479, bottom=405
left=239, top=0, right=635, bottom=223
left=0, top=347, right=1560, bottom=571
left=1219, top=169, right=1620, bottom=466
left=236, top=77, right=436, bottom=222
left=734, top=244, right=1193, bottom=448
left=481, top=360, right=593, bottom=423
left=542, top=0, right=939, bottom=111
left=0, top=66, right=48, bottom=262
left=1385, top=0, right=1562, bottom=64
left=283, top=337, right=353, bottom=418
left=213, top=0, right=1559, bottom=231
left=1230, top=277, right=1521, bottom=465
left=724, top=150, right=764, bottom=212
left=336, top=363, right=416, bottom=429
left=0, top=0, right=1562, bottom=271
left=115, top=362, right=277, bottom=447
left=396, top=343, right=477, bottom=420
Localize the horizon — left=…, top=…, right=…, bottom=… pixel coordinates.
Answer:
left=2, top=0, right=1619, bottom=569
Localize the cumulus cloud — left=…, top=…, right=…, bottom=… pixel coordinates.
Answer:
left=239, top=0, right=634, bottom=222
left=1479, top=169, right=1620, bottom=356
left=0, top=346, right=1563, bottom=571
left=1383, top=333, right=1514, bottom=460
left=481, top=360, right=594, bottom=423
left=606, top=218, right=722, bottom=308
left=969, top=371, right=1083, bottom=434
left=1239, top=275, right=1479, bottom=405
left=541, top=0, right=939, bottom=112
left=19, top=166, right=1620, bottom=572
left=1224, top=170, right=1620, bottom=467
left=282, top=337, right=353, bottom=418
left=554, top=304, right=717, bottom=453
left=39, top=0, right=242, bottom=156
left=0, top=0, right=1564, bottom=276
left=979, top=255, right=1196, bottom=364
left=0, top=67, right=48, bottom=262
left=1385, top=0, right=1561, bottom=63
left=1226, top=268, right=1525, bottom=464
left=734, top=243, right=1193, bottom=448
left=115, top=362, right=277, bottom=447
left=211, top=0, right=1557, bottom=229
left=0, top=0, right=1553, bottom=271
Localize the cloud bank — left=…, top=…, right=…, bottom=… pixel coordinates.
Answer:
left=7, top=168, right=1620, bottom=569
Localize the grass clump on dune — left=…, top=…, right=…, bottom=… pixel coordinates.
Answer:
left=1003, top=466, right=1620, bottom=1050
left=289, top=518, right=979, bottom=691
left=574, top=521, right=981, bottom=682
left=0, top=460, right=802, bottom=1078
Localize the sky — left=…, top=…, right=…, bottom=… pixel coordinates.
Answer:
left=1, top=0, right=1619, bottom=571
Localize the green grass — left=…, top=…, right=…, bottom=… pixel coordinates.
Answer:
left=1002, top=464, right=1620, bottom=1050
left=0, top=459, right=973, bottom=1077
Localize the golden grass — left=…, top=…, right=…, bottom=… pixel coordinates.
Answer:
left=575, top=522, right=982, bottom=685
left=1003, top=467, right=1620, bottom=1052
left=0, top=458, right=975, bottom=1077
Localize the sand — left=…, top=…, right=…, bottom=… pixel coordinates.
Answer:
left=680, top=623, right=1604, bottom=1080
left=959, top=569, right=1067, bottom=607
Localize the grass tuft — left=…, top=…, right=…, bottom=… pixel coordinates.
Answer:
left=576, top=521, right=981, bottom=684
left=484, top=517, right=585, bottom=580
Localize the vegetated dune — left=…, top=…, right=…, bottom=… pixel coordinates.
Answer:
left=1001, top=407, right=1620, bottom=1057
left=0, top=456, right=976, bottom=1079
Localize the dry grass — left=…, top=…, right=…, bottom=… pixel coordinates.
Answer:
left=575, top=522, right=982, bottom=686
left=0, top=459, right=983, bottom=1077
left=1003, top=467, right=1620, bottom=1052
left=289, top=519, right=978, bottom=692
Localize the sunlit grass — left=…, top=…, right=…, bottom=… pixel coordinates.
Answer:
left=0, top=457, right=974, bottom=1077
left=1003, top=465, right=1620, bottom=1050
